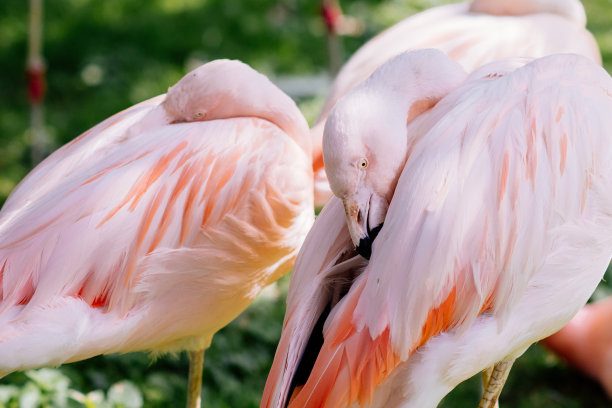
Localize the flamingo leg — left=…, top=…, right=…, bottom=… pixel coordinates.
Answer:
left=478, top=359, right=514, bottom=408
left=481, top=367, right=499, bottom=408
left=186, top=349, right=205, bottom=408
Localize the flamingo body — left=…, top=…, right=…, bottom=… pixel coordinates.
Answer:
left=263, top=51, right=612, bottom=407
left=312, top=0, right=600, bottom=206
left=0, top=60, right=314, bottom=375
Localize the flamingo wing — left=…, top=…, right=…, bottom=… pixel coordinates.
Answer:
left=358, top=54, right=612, bottom=356
left=261, top=197, right=357, bottom=407
left=1, top=96, right=164, bottom=214
left=271, top=54, right=612, bottom=407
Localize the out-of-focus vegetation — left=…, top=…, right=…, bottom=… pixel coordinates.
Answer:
left=1, top=0, right=612, bottom=407
left=0, top=0, right=457, bottom=203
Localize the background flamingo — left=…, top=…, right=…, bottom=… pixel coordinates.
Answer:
left=542, top=298, right=612, bottom=397
left=262, top=50, right=612, bottom=407
left=311, top=0, right=600, bottom=206
left=0, top=59, right=314, bottom=408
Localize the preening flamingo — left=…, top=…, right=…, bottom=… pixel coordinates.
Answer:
left=312, top=0, right=600, bottom=206
left=0, top=59, right=314, bottom=408
left=261, top=49, right=612, bottom=407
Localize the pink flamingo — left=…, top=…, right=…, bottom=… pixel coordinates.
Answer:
left=0, top=59, right=314, bottom=408
left=311, top=0, right=600, bottom=206
left=262, top=49, right=612, bottom=407
left=543, top=297, right=612, bottom=397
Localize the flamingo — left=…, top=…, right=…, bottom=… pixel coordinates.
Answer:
left=311, top=0, right=600, bottom=206
left=261, top=49, right=612, bottom=407
left=0, top=59, right=315, bottom=408
left=542, top=297, right=612, bottom=397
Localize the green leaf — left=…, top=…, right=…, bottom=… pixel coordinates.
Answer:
left=18, top=383, right=41, bottom=408
left=0, top=385, right=20, bottom=405
left=25, top=368, right=70, bottom=392
left=107, top=381, right=143, bottom=408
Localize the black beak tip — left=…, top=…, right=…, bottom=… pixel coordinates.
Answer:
left=356, top=223, right=383, bottom=261
left=356, top=237, right=372, bottom=260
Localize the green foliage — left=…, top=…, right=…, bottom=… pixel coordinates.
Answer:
left=0, top=368, right=143, bottom=408
left=0, top=0, right=462, bottom=204
left=2, top=0, right=612, bottom=407
left=441, top=343, right=611, bottom=408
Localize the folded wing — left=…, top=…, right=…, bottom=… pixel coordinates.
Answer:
left=268, top=54, right=612, bottom=408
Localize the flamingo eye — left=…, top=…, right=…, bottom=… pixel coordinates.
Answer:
left=357, top=158, right=368, bottom=169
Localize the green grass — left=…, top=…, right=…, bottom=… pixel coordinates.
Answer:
left=2, top=0, right=612, bottom=407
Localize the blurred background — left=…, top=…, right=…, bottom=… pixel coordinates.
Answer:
left=2, top=0, right=612, bottom=406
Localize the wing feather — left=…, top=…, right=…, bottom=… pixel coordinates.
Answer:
left=357, top=54, right=612, bottom=358
left=0, top=115, right=313, bottom=371
left=0, top=117, right=304, bottom=313
left=261, top=198, right=356, bottom=408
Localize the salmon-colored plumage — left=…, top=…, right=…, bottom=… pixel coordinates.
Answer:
left=263, top=50, right=612, bottom=407
left=285, top=277, right=402, bottom=408
left=0, top=59, right=314, bottom=394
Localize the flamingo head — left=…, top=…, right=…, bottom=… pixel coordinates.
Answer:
left=323, top=49, right=466, bottom=259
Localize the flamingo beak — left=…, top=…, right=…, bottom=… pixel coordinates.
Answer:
left=342, top=191, right=387, bottom=260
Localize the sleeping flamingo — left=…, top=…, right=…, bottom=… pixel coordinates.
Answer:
left=312, top=0, right=600, bottom=206
left=262, top=49, right=612, bottom=407
left=0, top=59, right=314, bottom=408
